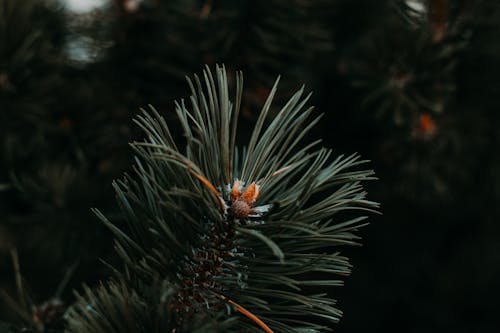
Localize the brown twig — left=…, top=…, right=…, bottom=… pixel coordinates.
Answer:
left=187, top=164, right=226, bottom=212
left=215, top=293, right=274, bottom=333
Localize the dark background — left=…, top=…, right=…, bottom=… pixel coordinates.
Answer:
left=1, top=0, right=499, bottom=332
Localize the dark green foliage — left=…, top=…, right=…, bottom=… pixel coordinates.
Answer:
left=66, top=66, right=377, bottom=332
left=336, top=0, right=488, bottom=203
left=82, top=0, right=333, bottom=113
left=0, top=0, right=65, bottom=128
left=1, top=1, right=500, bottom=332
left=344, top=0, right=470, bottom=125
left=66, top=281, right=230, bottom=333
left=0, top=3, right=121, bottom=326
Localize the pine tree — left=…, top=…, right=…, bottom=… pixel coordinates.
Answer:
left=1, top=1, right=500, bottom=332
left=337, top=0, right=489, bottom=203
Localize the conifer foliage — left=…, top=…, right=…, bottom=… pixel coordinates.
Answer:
left=66, top=65, right=377, bottom=332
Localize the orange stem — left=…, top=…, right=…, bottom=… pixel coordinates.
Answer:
left=216, top=294, right=274, bottom=333
left=187, top=166, right=226, bottom=212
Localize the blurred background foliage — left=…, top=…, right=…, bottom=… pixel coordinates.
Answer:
left=0, top=0, right=499, bottom=331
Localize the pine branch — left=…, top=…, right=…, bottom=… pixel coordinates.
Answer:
left=67, top=65, right=378, bottom=332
